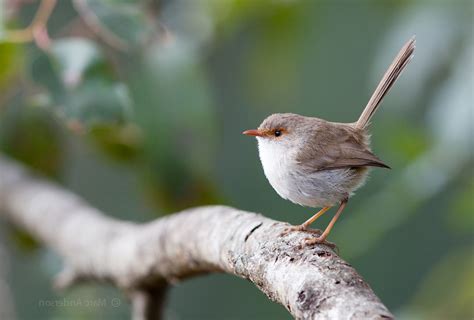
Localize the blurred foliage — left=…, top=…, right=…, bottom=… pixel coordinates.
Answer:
left=408, top=250, right=474, bottom=319
left=447, top=179, right=474, bottom=234
left=88, top=124, right=141, bottom=162
left=0, top=99, right=62, bottom=177
left=6, top=223, right=40, bottom=253
left=30, top=41, right=129, bottom=126
left=83, top=0, right=150, bottom=48
left=0, top=42, right=22, bottom=90
left=0, top=0, right=472, bottom=319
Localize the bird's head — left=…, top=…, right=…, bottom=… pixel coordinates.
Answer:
left=242, top=113, right=310, bottom=149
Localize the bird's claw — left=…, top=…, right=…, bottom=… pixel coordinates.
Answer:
left=303, top=237, right=324, bottom=246
left=280, top=225, right=321, bottom=237
left=300, top=237, right=337, bottom=250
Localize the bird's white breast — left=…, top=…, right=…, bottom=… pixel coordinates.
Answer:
left=257, top=138, right=295, bottom=202
left=257, top=138, right=367, bottom=208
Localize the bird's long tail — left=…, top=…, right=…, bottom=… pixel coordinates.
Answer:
left=356, top=37, right=416, bottom=130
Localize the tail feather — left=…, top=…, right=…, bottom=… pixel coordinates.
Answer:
left=356, top=37, right=416, bottom=129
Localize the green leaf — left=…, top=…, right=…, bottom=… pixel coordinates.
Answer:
left=50, top=37, right=103, bottom=88
left=8, top=224, right=41, bottom=252
left=28, top=46, right=131, bottom=127
left=0, top=42, right=23, bottom=91
left=89, top=123, right=142, bottom=162
left=59, top=79, right=132, bottom=126
left=0, top=99, right=63, bottom=177
left=29, top=48, right=65, bottom=96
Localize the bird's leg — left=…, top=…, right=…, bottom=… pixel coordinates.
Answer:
left=304, top=199, right=348, bottom=246
left=280, top=206, right=331, bottom=236
left=300, top=206, right=332, bottom=230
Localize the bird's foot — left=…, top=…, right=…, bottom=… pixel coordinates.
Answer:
left=301, top=237, right=337, bottom=250
left=280, top=224, right=321, bottom=237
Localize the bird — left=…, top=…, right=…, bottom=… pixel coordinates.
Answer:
left=243, top=37, right=415, bottom=245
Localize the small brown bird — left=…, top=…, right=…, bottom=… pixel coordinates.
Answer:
left=243, top=37, right=415, bottom=245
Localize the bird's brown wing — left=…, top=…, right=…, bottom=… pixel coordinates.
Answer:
left=296, top=124, right=390, bottom=171
left=311, top=145, right=390, bottom=170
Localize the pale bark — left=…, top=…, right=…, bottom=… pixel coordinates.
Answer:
left=0, top=156, right=393, bottom=320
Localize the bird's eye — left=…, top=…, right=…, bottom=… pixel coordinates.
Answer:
left=274, top=130, right=282, bottom=137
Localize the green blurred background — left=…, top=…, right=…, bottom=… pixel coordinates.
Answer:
left=0, top=0, right=472, bottom=319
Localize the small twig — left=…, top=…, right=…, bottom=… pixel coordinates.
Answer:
left=72, top=0, right=129, bottom=51
left=4, top=0, right=56, bottom=45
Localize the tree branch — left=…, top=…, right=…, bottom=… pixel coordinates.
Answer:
left=0, top=156, right=393, bottom=320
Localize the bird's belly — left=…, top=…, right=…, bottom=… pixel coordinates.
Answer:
left=258, top=139, right=369, bottom=208
left=266, top=166, right=368, bottom=208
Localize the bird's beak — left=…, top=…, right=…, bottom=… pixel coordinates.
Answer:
left=242, top=129, right=263, bottom=137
